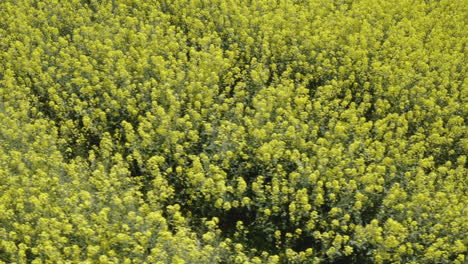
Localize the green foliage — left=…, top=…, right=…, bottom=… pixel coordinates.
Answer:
left=0, top=0, right=466, bottom=263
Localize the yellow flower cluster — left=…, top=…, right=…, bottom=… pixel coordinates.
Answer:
left=1, top=0, right=466, bottom=263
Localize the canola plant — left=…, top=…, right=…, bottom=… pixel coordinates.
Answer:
left=0, top=0, right=466, bottom=263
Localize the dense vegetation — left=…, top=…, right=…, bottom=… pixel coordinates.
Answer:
left=0, top=0, right=466, bottom=263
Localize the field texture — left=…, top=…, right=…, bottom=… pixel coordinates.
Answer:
left=0, top=0, right=467, bottom=263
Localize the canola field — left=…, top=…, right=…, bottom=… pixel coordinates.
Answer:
left=0, top=0, right=466, bottom=263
